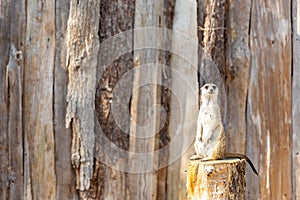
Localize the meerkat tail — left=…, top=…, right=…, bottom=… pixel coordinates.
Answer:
left=225, top=153, right=258, bottom=176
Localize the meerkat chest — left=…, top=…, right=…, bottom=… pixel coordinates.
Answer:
left=201, top=106, right=219, bottom=123
left=199, top=105, right=221, bottom=137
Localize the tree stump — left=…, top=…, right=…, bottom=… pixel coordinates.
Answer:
left=187, top=158, right=246, bottom=200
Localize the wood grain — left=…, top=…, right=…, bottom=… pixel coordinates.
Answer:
left=187, top=158, right=246, bottom=200
left=94, top=0, right=135, bottom=199
left=292, top=0, right=300, bottom=199
left=225, top=0, right=251, bottom=154
left=168, top=0, right=198, bottom=199
left=247, top=0, right=292, bottom=199
left=128, top=1, right=163, bottom=199
left=23, top=0, right=56, bottom=198
left=54, top=0, right=77, bottom=199
left=6, top=44, right=23, bottom=200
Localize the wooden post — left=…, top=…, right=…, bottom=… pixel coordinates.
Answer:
left=187, top=158, right=246, bottom=200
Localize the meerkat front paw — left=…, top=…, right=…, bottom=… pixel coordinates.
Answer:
left=190, top=155, right=202, bottom=160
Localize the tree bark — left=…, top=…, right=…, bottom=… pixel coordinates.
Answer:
left=65, top=0, right=100, bottom=197
left=198, top=0, right=228, bottom=121
left=93, top=0, right=135, bottom=199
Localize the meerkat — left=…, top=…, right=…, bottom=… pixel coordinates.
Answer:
left=191, top=83, right=258, bottom=175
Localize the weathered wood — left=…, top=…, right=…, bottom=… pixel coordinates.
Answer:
left=54, top=1, right=78, bottom=199
left=225, top=0, right=251, bottom=154
left=6, top=44, right=23, bottom=200
left=187, top=158, right=246, bottom=200
left=8, top=1, right=27, bottom=199
left=292, top=0, right=300, bottom=199
left=65, top=0, right=100, bottom=196
left=156, top=2, right=175, bottom=199
left=23, top=0, right=57, bottom=199
left=198, top=0, right=227, bottom=121
left=127, top=1, right=164, bottom=199
left=93, top=0, right=135, bottom=199
left=202, top=0, right=227, bottom=78
left=247, top=0, right=292, bottom=199
left=6, top=5, right=26, bottom=197
left=167, top=0, right=198, bottom=199
left=0, top=1, right=11, bottom=199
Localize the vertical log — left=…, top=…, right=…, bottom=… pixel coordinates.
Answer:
left=54, top=1, right=78, bottom=199
left=198, top=0, right=227, bottom=121
left=127, top=1, right=163, bottom=199
left=23, top=0, right=56, bottom=199
left=292, top=0, right=300, bottom=199
left=167, top=0, right=198, bottom=199
left=187, top=159, right=246, bottom=200
left=156, top=2, right=175, bottom=199
left=247, top=0, right=292, bottom=199
left=0, top=1, right=10, bottom=199
left=7, top=5, right=26, bottom=197
left=6, top=44, right=23, bottom=200
left=65, top=0, right=100, bottom=197
left=225, top=0, right=251, bottom=154
left=94, top=0, right=135, bottom=199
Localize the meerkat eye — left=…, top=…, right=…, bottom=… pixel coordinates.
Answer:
left=212, top=85, right=216, bottom=90
left=204, top=85, right=209, bottom=90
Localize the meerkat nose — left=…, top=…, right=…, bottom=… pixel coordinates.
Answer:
left=209, top=88, right=214, bottom=92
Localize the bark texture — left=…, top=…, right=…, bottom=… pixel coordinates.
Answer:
left=65, top=1, right=100, bottom=197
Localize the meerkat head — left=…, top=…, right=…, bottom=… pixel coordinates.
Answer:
left=201, top=83, right=218, bottom=100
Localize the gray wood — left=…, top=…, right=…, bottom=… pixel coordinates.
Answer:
left=54, top=1, right=78, bottom=199
left=225, top=0, right=251, bottom=154
left=23, top=0, right=56, bottom=198
left=65, top=0, right=100, bottom=196
left=7, top=44, right=23, bottom=200
left=167, top=0, right=198, bottom=199
left=0, top=1, right=10, bottom=198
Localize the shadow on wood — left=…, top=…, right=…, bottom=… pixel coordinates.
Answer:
left=187, top=158, right=246, bottom=200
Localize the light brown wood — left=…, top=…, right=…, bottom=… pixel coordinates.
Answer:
left=23, top=1, right=56, bottom=199
left=167, top=1, right=199, bottom=199
left=247, top=0, right=292, bottom=199
left=187, top=158, right=246, bottom=200
left=128, top=1, right=163, bottom=199
left=292, top=0, right=300, bottom=199
left=0, top=0, right=298, bottom=199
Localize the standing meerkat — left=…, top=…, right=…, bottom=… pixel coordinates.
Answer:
left=191, top=83, right=225, bottom=160
left=191, top=83, right=258, bottom=175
